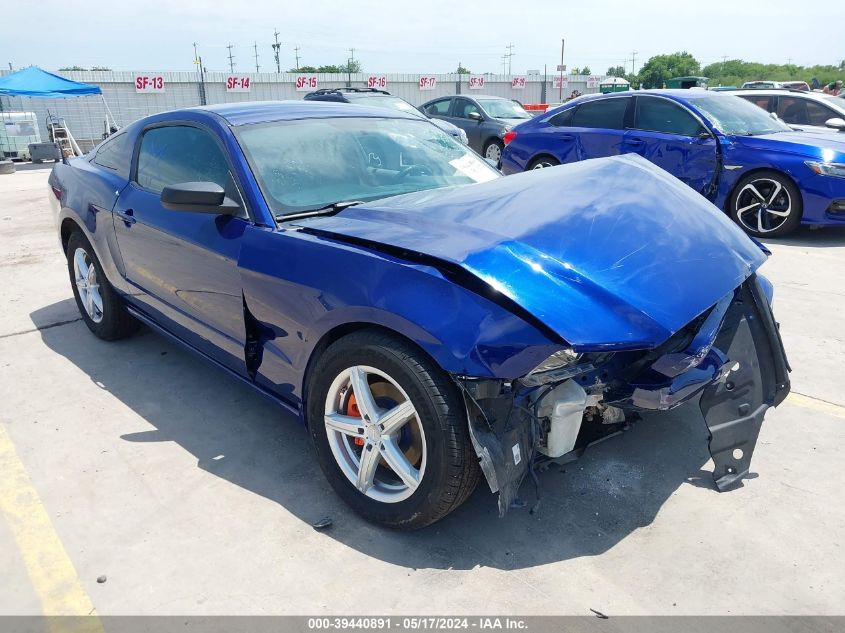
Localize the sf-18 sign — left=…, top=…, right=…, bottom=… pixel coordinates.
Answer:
left=135, top=75, right=164, bottom=93
left=511, top=76, right=526, bottom=89
left=468, top=76, right=485, bottom=90
left=226, top=76, right=251, bottom=92
left=295, top=75, right=318, bottom=92
left=418, top=76, right=437, bottom=90
left=367, top=76, right=387, bottom=90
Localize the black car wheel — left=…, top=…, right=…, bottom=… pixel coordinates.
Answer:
left=67, top=231, right=138, bottom=340
left=729, top=171, right=802, bottom=237
left=528, top=156, right=560, bottom=170
left=307, top=330, right=480, bottom=530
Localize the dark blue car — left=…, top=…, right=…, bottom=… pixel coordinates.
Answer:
left=501, top=90, right=845, bottom=237
left=49, top=101, right=789, bottom=528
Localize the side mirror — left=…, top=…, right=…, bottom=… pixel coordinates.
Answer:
left=468, top=111, right=483, bottom=121
left=160, top=182, right=240, bottom=214
left=825, top=117, right=845, bottom=130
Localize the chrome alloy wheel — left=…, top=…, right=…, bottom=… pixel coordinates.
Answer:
left=735, top=178, right=792, bottom=234
left=324, top=366, right=426, bottom=503
left=73, top=247, right=104, bottom=323
left=485, top=143, right=502, bottom=162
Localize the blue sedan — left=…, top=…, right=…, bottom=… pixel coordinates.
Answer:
left=49, top=101, right=789, bottom=528
left=501, top=90, right=845, bottom=237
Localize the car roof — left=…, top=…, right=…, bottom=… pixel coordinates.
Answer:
left=567, top=89, right=717, bottom=104
left=185, top=100, right=420, bottom=126
left=732, top=89, right=833, bottom=101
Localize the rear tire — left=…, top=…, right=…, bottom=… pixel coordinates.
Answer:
left=728, top=170, right=802, bottom=237
left=527, top=155, right=560, bottom=170
left=307, top=330, right=480, bottom=530
left=67, top=231, right=138, bottom=340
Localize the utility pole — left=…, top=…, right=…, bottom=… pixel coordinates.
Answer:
left=272, top=30, right=282, bottom=73
left=505, top=43, right=514, bottom=75
left=294, top=46, right=301, bottom=72
left=559, top=38, right=565, bottom=101
left=226, top=44, right=235, bottom=73
left=630, top=50, right=637, bottom=75
left=253, top=41, right=260, bottom=73
left=347, top=48, right=355, bottom=87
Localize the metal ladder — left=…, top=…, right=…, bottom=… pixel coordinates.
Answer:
left=46, top=113, right=82, bottom=157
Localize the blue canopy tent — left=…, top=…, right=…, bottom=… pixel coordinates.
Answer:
left=0, top=66, right=102, bottom=98
left=0, top=66, right=117, bottom=156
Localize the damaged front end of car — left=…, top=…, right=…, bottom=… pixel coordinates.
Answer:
left=455, top=273, right=791, bottom=516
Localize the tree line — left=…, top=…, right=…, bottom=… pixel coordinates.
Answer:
left=606, top=52, right=845, bottom=89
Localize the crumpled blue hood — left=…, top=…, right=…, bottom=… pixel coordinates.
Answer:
left=303, top=154, right=767, bottom=350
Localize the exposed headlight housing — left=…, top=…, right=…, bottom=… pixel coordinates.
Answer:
left=806, top=160, right=845, bottom=179
left=522, top=349, right=590, bottom=387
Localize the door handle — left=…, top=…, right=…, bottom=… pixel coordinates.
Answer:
left=626, top=138, right=645, bottom=146
left=116, top=208, right=136, bottom=226
left=557, top=134, right=575, bottom=141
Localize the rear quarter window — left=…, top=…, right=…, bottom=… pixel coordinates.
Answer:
left=91, top=132, right=132, bottom=180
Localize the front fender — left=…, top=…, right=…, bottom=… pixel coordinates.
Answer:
left=237, top=226, right=560, bottom=409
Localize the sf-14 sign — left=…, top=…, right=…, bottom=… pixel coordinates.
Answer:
left=226, top=76, right=251, bottom=92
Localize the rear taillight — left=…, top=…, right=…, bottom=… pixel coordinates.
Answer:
left=503, top=130, right=517, bottom=145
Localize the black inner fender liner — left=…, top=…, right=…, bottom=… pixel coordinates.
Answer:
left=699, top=273, right=791, bottom=491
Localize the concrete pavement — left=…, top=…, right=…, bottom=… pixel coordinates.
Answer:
left=1, top=165, right=843, bottom=615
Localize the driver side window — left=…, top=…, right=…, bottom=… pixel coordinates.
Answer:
left=454, top=99, right=481, bottom=120
left=136, top=126, right=231, bottom=193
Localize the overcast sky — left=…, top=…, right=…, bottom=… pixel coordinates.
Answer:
left=4, top=0, right=842, bottom=75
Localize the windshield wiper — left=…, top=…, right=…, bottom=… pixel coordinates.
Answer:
left=277, top=200, right=364, bottom=222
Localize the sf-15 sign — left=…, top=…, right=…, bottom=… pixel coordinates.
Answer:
left=135, top=75, right=164, bottom=93
left=295, top=75, right=318, bottom=92
left=468, top=76, right=485, bottom=90
left=226, top=76, right=251, bottom=93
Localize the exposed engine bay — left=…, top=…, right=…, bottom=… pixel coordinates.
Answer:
left=455, top=274, right=791, bottom=516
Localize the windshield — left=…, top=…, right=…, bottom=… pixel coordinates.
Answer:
left=693, top=95, right=792, bottom=136
left=477, top=98, right=531, bottom=120
left=237, top=117, right=499, bottom=216
left=349, top=95, right=426, bottom=119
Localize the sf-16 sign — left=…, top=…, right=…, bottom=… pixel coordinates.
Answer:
left=226, top=76, right=251, bottom=93
left=367, top=76, right=387, bottom=90
left=295, top=75, right=318, bottom=92
left=135, top=75, right=164, bottom=93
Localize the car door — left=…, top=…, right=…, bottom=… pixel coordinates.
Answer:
left=112, top=122, right=250, bottom=374
left=448, top=98, right=486, bottom=151
left=776, top=95, right=840, bottom=127
left=623, top=95, right=718, bottom=196
left=564, top=96, right=631, bottom=161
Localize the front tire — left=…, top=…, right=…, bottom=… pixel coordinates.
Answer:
left=66, top=231, right=138, bottom=340
left=729, top=170, right=802, bottom=237
left=307, top=330, right=480, bottom=530
left=483, top=138, right=504, bottom=164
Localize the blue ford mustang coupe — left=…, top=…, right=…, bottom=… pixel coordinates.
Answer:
left=501, top=90, right=845, bottom=237
left=49, top=101, right=790, bottom=528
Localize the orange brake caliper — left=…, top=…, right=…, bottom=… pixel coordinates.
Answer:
left=347, top=393, right=365, bottom=446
